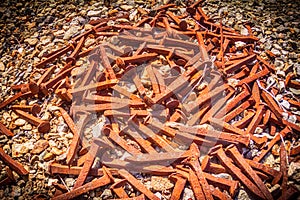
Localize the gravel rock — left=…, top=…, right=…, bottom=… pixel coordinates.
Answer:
left=0, top=62, right=4, bottom=71
left=63, top=26, right=81, bottom=40
left=53, top=30, right=65, bottom=38
left=64, top=132, right=73, bottom=139
left=14, top=118, right=26, bottom=126
left=11, top=186, right=21, bottom=197
left=150, top=176, right=174, bottom=191
left=0, top=135, right=8, bottom=143
left=12, top=143, right=30, bottom=157
left=120, top=5, right=133, bottom=11
left=40, top=35, right=52, bottom=45
left=31, top=140, right=49, bottom=154
left=87, top=10, right=102, bottom=17
left=44, top=15, right=55, bottom=24
left=274, top=59, right=284, bottom=69
left=273, top=43, right=282, bottom=50
left=43, top=152, right=54, bottom=161
left=24, top=38, right=39, bottom=46
left=182, top=187, right=195, bottom=200
left=22, top=124, right=32, bottom=131
left=65, top=177, right=76, bottom=187
left=50, top=147, right=63, bottom=155
left=100, top=189, right=113, bottom=199
left=3, top=144, right=11, bottom=154
left=240, top=26, right=249, bottom=36
left=235, top=41, right=246, bottom=49
left=271, top=48, right=281, bottom=56
left=288, top=161, right=300, bottom=182
left=236, top=188, right=252, bottom=200
left=265, top=30, right=272, bottom=35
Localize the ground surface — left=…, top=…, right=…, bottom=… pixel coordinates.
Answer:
left=0, top=0, right=299, bottom=199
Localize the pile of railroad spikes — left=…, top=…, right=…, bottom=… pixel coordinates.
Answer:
left=0, top=1, right=300, bottom=199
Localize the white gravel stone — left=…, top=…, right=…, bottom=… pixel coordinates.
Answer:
left=12, top=143, right=30, bottom=157
left=14, top=118, right=26, bottom=126
left=120, top=5, right=133, bottom=11
left=63, top=26, right=81, bottom=40
left=65, top=178, right=76, bottom=187
left=271, top=48, right=281, bottom=56
left=183, top=187, right=195, bottom=200
left=24, top=38, right=39, bottom=46
left=87, top=10, right=102, bottom=17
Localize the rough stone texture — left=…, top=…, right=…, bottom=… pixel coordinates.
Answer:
left=0, top=0, right=299, bottom=199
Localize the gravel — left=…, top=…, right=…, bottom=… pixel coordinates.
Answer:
left=0, top=0, right=299, bottom=199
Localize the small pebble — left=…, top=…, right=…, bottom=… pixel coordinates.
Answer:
left=22, top=124, right=32, bottom=131
left=87, top=10, right=102, bottom=17
left=24, top=38, right=39, bottom=46
left=43, top=152, right=54, bottom=161
left=14, top=119, right=26, bottom=126
left=0, top=62, right=5, bottom=71
left=120, top=5, right=133, bottom=11
left=271, top=48, right=281, bottom=56
left=31, top=140, right=49, bottom=154
left=12, top=143, right=30, bottom=157
left=63, top=26, right=81, bottom=40
left=65, top=178, right=76, bottom=187
left=51, top=147, right=63, bottom=155
left=100, top=189, right=113, bottom=199
left=265, top=30, right=272, bottom=35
